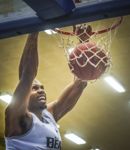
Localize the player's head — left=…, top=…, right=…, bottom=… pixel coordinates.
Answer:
left=28, top=79, right=47, bottom=112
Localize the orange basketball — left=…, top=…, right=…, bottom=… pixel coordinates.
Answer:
left=68, top=42, right=110, bottom=80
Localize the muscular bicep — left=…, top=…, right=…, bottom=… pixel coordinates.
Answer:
left=47, top=101, right=57, bottom=117
left=8, top=77, right=32, bottom=115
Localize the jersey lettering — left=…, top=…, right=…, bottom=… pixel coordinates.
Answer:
left=47, top=137, right=61, bottom=149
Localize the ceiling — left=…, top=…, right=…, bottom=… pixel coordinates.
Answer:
left=0, top=15, right=130, bottom=150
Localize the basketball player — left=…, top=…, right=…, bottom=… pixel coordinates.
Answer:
left=4, top=32, right=87, bottom=150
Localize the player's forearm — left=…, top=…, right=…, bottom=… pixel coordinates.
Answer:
left=62, top=79, right=87, bottom=109
left=19, top=32, right=39, bottom=80
left=58, top=79, right=87, bottom=101
left=53, top=79, right=87, bottom=121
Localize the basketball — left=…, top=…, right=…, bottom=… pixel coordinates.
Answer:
left=68, top=42, right=110, bottom=80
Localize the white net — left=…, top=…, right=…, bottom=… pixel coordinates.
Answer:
left=53, top=17, right=122, bottom=80
left=68, top=42, right=109, bottom=68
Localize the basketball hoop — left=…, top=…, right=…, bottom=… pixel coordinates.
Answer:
left=54, top=16, right=123, bottom=80
left=55, top=17, right=123, bottom=36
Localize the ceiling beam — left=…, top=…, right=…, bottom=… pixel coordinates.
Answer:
left=0, top=0, right=130, bottom=39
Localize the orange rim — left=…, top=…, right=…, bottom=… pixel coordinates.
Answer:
left=54, top=17, right=123, bottom=36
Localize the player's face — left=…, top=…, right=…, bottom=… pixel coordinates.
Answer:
left=28, top=83, right=47, bottom=111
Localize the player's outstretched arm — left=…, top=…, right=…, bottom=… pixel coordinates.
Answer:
left=47, top=78, right=87, bottom=122
left=6, top=32, right=39, bottom=114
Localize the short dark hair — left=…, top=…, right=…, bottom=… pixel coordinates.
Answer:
left=33, top=79, right=41, bottom=85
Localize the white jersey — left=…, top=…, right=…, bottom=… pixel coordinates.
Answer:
left=5, top=109, right=61, bottom=150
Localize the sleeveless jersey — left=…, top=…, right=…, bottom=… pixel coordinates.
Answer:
left=5, top=109, right=61, bottom=150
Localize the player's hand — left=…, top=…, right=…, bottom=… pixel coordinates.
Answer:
left=73, top=25, right=92, bottom=43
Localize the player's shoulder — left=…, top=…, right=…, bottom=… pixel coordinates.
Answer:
left=5, top=107, right=32, bottom=137
left=5, top=105, right=32, bottom=122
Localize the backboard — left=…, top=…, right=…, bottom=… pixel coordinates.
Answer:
left=0, top=0, right=130, bottom=39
